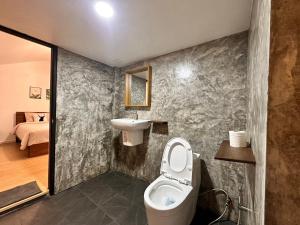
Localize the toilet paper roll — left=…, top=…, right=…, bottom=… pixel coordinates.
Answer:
left=229, top=131, right=247, bottom=147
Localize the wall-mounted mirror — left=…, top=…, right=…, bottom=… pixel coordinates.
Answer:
left=125, top=66, right=152, bottom=109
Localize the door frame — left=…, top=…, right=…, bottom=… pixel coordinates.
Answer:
left=0, top=25, right=57, bottom=195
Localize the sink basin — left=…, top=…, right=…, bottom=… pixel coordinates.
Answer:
left=111, top=118, right=151, bottom=146
left=111, top=118, right=151, bottom=131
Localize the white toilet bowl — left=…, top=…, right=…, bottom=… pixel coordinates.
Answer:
left=144, top=137, right=201, bottom=225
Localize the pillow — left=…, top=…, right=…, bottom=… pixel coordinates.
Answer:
left=33, top=114, right=48, bottom=122
left=25, top=112, right=34, bottom=122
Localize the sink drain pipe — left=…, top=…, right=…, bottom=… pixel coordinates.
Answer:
left=199, top=188, right=232, bottom=225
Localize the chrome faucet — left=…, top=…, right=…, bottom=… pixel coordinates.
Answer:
left=135, top=111, right=139, bottom=120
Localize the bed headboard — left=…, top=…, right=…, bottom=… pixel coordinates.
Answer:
left=16, top=112, right=49, bottom=125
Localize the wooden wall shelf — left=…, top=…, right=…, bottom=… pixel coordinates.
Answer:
left=215, top=140, right=256, bottom=164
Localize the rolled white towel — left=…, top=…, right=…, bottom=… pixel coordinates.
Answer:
left=229, top=131, right=247, bottom=147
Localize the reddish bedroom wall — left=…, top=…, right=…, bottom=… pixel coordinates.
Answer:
left=0, top=61, right=51, bottom=143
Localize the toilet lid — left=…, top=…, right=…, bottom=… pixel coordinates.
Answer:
left=160, top=137, right=193, bottom=184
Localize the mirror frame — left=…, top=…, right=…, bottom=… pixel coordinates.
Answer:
left=125, top=65, right=152, bottom=109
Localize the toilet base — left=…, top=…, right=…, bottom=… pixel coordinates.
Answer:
left=145, top=200, right=195, bottom=225
left=145, top=183, right=197, bottom=225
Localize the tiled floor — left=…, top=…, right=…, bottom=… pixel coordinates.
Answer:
left=0, top=171, right=235, bottom=225
left=0, top=172, right=148, bottom=225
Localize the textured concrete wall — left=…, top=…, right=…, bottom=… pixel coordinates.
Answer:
left=131, top=76, right=146, bottom=105
left=112, top=32, right=249, bottom=220
left=55, top=48, right=115, bottom=192
left=266, top=1, right=300, bottom=224
left=244, top=0, right=270, bottom=225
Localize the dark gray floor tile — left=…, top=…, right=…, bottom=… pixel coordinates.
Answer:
left=83, top=184, right=116, bottom=206
left=22, top=214, right=66, bottom=225
left=117, top=204, right=148, bottom=225
left=17, top=201, right=65, bottom=225
left=51, top=187, right=85, bottom=206
left=0, top=202, right=64, bottom=225
left=77, top=176, right=107, bottom=195
left=0, top=172, right=150, bottom=225
left=65, top=196, right=97, bottom=223
left=0, top=213, right=21, bottom=225
left=120, top=179, right=148, bottom=207
left=101, top=172, right=132, bottom=192
left=75, top=208, right=115, bottom=225
left=55, top=218, right=72, bottom=225
left=102, top=194, right=131, bottom=221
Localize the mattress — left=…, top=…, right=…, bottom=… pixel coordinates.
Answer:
left=12, top=122, right=49, bottom=150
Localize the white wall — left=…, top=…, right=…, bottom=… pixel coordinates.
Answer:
left=0, top=60, right=50, bottom=143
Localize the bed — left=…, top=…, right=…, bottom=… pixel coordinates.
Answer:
left=13, top=112, right=49, bottom=157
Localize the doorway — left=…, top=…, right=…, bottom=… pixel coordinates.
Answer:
left=0, top=25, right=57, bottom=212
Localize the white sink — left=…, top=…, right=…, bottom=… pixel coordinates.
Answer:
left=111, top=118, right=151, bottom=131
left=111, top=118, right=151, bottom=146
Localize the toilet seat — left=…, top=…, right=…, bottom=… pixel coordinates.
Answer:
left=160, top=138, right=193, bottom=185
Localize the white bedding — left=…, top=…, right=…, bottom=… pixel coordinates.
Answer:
left=12, top=122, right=49, bottom=150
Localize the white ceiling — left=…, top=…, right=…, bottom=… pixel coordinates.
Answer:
left=0, top=31, right=50, bottom=65
left=0, top=0, right=253, bottom=67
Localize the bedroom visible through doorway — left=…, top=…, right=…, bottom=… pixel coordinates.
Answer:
left=0, top=30, right=51, bottom=211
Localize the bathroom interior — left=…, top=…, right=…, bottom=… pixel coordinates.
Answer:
left=0, top=0, right=299, bottom=225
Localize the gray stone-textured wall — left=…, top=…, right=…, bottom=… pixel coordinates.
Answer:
left=55, top=48, right=115, bottom=193
left=131, top=76, right=146, bottom=105
left=112, top=32, right=249, bottom=221
left=244, top=0, right=270, bottom=224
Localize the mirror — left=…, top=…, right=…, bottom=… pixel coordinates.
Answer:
left=125, top=66, right=152, bottom=109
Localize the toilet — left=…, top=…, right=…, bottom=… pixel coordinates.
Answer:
left=144, top=137, right=201, bottom=225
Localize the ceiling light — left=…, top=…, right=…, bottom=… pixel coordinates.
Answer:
left=95, top=1, right=114, bottom=18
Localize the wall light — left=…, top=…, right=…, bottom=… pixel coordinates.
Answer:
left=95, top=1, right=114, bottom=18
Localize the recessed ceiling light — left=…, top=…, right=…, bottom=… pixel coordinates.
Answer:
left=95, top=1, right=114, bottom=18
